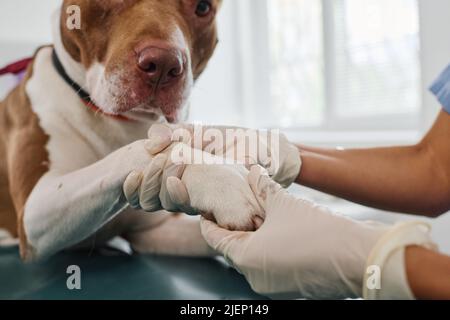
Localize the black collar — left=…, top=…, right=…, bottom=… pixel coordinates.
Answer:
left=51, top=50, right=92, bottom=103
left=51, top=49, right=134, bottom=122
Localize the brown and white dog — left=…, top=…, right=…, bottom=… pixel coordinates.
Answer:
left=0, top=0, right=263, bottom=262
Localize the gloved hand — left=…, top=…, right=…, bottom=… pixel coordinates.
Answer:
left=122, top=150, right=169, bottom=212
left=145, top=123, right=302, bottom=188
left=123, top=133, right=265, bottom=231
left=122, top=125, right=194, bottom=213
left=199, top=166, right=437, bottom=300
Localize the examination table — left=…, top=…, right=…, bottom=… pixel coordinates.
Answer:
left=0, top=245, right=263, bottom=300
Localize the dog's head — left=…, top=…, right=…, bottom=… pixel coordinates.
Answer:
left=57, top=0, right=222, bottom=122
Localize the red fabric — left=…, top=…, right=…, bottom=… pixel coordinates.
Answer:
left=0, top=57, right=33, bottom=76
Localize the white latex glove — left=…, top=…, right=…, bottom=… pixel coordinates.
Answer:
left=199, top=166, right=437, bottom=300
left=122, top=126, right=196, bottom=213
left=145, top=123, right=302, bottom=188
left=125, top=136, right=265, bottom=231
left=122, top=126, right=176, bottom=212
left=123, top=153, right=168, bottom=212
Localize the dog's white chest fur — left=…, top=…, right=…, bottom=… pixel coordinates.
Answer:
left=26, top=47, right=153, bottom=174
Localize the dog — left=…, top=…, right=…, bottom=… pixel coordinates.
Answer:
left=0, top=0, right=263, bottom=262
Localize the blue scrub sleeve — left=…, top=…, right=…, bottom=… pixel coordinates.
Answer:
left=430, top=64, right=450, bottom=114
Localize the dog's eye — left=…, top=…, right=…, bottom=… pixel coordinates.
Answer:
left=195, top=0, right=212, bottom=17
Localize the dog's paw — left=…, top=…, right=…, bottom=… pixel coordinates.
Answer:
left=179, top=164, right=265, bottom=231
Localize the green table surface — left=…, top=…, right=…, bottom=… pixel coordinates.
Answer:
left=0, top=246, right=263, bottom=300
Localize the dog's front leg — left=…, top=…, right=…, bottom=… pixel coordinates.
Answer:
left=12, top=140, right=162, bottom=262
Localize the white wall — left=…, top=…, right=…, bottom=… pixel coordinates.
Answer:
left=201, top=0, right=450, bottom=131
left=189, top=0, right=244, bottom=126
left=0, top=0, right=61, bottom=98
left=0, top=0, right=60, bottom=49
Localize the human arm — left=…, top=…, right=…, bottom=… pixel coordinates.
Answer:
left=296, top=111, right=450, bottom=217
left=405, top=246, right=450, bottom=299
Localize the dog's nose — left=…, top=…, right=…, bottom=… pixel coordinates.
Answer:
left=137, top=47, right=184, bottom=85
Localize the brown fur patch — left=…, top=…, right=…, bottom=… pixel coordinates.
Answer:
left=0, top=48, right=50, bottom=258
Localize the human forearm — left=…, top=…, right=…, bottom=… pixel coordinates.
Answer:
left=406, top=246, right=450, bottom=299
left=296, top=112, right=450, bottom=216
left=296, top=143, right=448, bottom=216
